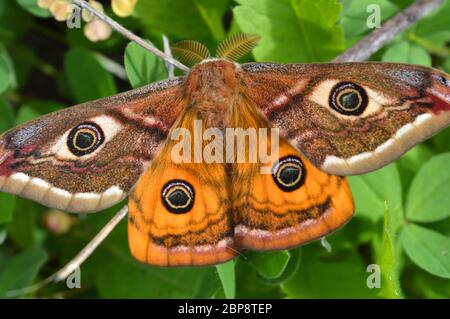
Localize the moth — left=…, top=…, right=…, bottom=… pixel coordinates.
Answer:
left=0, top=34, right=449, bottom=267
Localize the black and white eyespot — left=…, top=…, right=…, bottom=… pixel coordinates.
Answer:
left=67, top=122, right=104, bottom=156
left=272, top=155, right=306, bottom=192
left=161, top=179, right=195, bottom=214
left=308, top=79, right=390, bottom=118
left=50, top=115, right=123, bottom=161
left=329, top=82, right=368, bottom=116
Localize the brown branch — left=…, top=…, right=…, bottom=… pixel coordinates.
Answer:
left=71, top=0, right=190, bottom=72
left=333, top=0, right=444, bottom=63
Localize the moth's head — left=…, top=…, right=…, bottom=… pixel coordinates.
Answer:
left=187, top=58, right=239, bottom=87
left=171, top=33, right=260, bottom=67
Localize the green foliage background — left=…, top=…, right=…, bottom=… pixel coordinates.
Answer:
left=0, top=0, right=450, bottom=298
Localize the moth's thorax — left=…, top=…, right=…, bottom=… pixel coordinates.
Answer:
left=186, top=59, right=239, bottom=128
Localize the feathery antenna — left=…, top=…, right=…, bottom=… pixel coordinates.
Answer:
left=216, top=33, right=261, bottom=61
left=171, top=40, right=211, bottom=66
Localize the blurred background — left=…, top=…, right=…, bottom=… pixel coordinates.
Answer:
left=0, top=0, right=449, bottom=298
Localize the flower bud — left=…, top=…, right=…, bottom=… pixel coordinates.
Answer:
left=84, top=19, right=113, bottom=42
left=42, top=210, right=75, bottom=235
left=37, top=0, right=56, bottom=9
left=111, top=0, right=138, bottom=17
left=49, top=0, right=74, bottom=21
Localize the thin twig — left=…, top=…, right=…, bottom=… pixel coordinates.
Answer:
left=163, top=35, right=175, bottom=78
left=52, top=205, right=128, bottom=282
left=333, top=0, right=443, bottom=62
left=71, top=0, right=189, bottom=72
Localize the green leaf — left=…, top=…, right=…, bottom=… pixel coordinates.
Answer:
left=0, top=1, right=33, bottom=43
left=7, top=44, right=35, bottom=89
left=15, top=100, right=64, bottom=125
left=282, top=245, right=377, bottom=298
left=406, top=153, right=450, bottom=223
left=17, top=0, right=52, bottom=18
left=376, top=208, right=403, bottom=298
left=401, top=224, right=450, bottom=279
left=0, top=247, right=47, bottom=297
left=216, top=260, right=236, bottom=299
left=403, top=265, right=450, bottom=298
left=245, top=250, right=291, bottom=280
left=134, top=0, right=229, bottom=44
left=348, top=163, right=403, bottom=226
left=0, top=98, right=14, bottom=133
left=397, top=145, right=435, bottom=191
left=256, top=248, right=302, bottom=285
left=233, top=250, right=301, bottom=298
left=124, top=41, right=168, bottom=88
left=234, top=0, right=344, bottom=62
left=432, top=127, right=450, bottom=153
left=427, top=216, right=450, bottom=238
left=64, top=48, right=117, bottom=103
left=0, top=48, right=16, bottom=93
left=193, top=0, right=230, bottom=41
left=326, top=217, right=376, bottom=251
left=95, top=256, right=220, bottom=298
left=444, top=57, right=450, bottom=73
left=234, top=259, right=284, bottom=298
left=289, top=0, right=344, bottom=60
left=341, top=0, right=399, bottom=39
left=0, top=55, right=10, bottom=93
left=95, top=256, right=219, bottom=298
left=382, top=41, right=431, bottom=66
left=6, top=199, right=39, bottom=249
left=0, top=193, right=16, bottom=225
left=413, top=0, right=450, bottom=47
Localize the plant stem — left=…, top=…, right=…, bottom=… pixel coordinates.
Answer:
left=71, top=0, right=190, bottom=72
left=52, top=205, right=128, bottom=282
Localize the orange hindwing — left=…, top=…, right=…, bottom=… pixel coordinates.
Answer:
left=128, top=85, right=355, bottom=267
